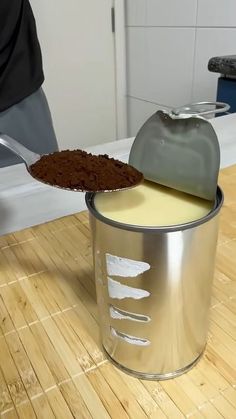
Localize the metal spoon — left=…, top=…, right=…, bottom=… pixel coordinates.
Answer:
left=0, top=134, right=143, bottom=192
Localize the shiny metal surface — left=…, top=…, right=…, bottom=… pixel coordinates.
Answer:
left=86, top=188, right=223, bottom=379
left=0, top=134, right=40, bottom=166
left=171, top=101, right=230, bottom=118
left=128, top=110, right=221, bottom=201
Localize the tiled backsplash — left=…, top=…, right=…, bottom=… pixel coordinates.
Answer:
left=126, top=0, right=236, bottom=136
left=197, top=0, right=236, bottom=27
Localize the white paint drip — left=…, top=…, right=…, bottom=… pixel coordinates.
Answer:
left=111, top=327, right=150, bottom=346
left=108, top=277, right=150, bottom=300
left=106, top=253, right=150, bottom=277
left=109, top=306, right=150, bottom=322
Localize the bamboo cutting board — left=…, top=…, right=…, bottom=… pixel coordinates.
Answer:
left=0, top=165, right=235, bottom=418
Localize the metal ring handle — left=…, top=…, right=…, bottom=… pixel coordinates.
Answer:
left=172, top=101, right=230, bottom=117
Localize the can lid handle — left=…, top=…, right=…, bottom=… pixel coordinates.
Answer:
left=171, top=101, right=230, bottom=118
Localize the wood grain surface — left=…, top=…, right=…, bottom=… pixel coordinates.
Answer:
left=0, top=166, right=235, bottom=418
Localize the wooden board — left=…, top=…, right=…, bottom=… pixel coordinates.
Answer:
left=0, top=165, right=235, bottom=418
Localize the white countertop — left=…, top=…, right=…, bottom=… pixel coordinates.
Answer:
left=0, top=113, right=236, bottom=236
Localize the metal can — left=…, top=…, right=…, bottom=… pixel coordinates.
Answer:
left=86, top=187, right=223, bottom=380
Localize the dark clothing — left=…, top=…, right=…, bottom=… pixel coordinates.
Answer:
left=0, top=0, right=44, bottom=112
left=0, top=1, right=58, bottom=168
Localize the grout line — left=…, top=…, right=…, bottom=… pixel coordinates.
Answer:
left=3, top=330, right=16, bottom=337
left=62, top=307, right=73, bottom=313
left=1, top=407, right=15, bottom=417
left=17, top=325, right=28, bottom=331
left=28, top=320, right=39, bottom=326
left=0, top=222, right=82, bottom=252
left=218, top=237, right=236, bottom=247
left=0, top=305, right=78, bottom=339
left=30, top=392, right=44, bottom=401
left=2, top=395, right=230, bottom=419
left=16, top=399, right=29, bottom=407
left=96, top=360, right=108, bottom=367
left=198, top=401, right=209, bottom=411
left=210, top=301, right=223, bottom=309
left=71, top=370, right=87, bottom=380
left=81, top=365, right=97, bottom=373
left=52, top=361, right=109, bottom=387
left=0, top=237, right=35, bottom=251
left=26, top=270, right=48, bottom=278
left=44, top=385, right=57, bottom=393
left=31, top=363, right=108, bottom=399
left=181, top=392, right=236, bottom=418
left=186, top=411, right=198, bottom=418
left=190, top=0, right=198, bottom=102
left=0, top=347, right=108, bottom=414
left=127, top=95, right=172, bottom=109
left=50, top=311, right=62, bottom=317
left=7, top=279, right=23, bottom=285
left=38, top=315, right=51, bottom=322
left=126, top=25, right=236, bottom=29
left=0, top=270, right=48, bottom=289
left=57, top=378, right=71, bottom=386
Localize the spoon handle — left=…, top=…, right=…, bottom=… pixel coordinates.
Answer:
left=0, top=134, right=40, bottom=166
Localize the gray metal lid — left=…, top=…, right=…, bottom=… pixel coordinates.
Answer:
left=129, top=102, right=229, bottom=201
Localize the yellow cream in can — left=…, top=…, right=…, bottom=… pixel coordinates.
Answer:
left=94, top=181, right=213, bottom=227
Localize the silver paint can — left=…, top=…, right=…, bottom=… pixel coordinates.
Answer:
left=86, top=187, right=223, bottom=379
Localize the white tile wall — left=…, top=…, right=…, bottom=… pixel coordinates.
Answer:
left=127, top=97, right=170, bottom=137
left=126, top=27, right=195, bottom=107
left=125, top=0, right=147, bottom=26
left=147, top=0, right=197, bottom=27
left=193, top=28, right=236, bottom=102
left=125, top=0, right=236, bottom=132
left=126, top=0, right=197, bottom=27
left=126, top=28, right=149, bottom=98
left=197, top=0, right=236, bottom=27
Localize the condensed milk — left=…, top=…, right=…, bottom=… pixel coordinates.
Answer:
left=94, top=180, right=213, bottom=226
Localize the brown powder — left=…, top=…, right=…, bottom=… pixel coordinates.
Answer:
left=30, top=149, right=143, bottom=191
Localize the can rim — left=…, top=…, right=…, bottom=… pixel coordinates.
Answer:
left=85, top=186, right=224, bottom=233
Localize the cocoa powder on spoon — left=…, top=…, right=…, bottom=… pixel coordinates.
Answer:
left=30, top=149, right=143, bottom=191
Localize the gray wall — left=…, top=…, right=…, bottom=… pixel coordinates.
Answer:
left=126, top=0, right=236, bottom=136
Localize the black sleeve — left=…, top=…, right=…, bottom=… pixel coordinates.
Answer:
left=0, top=0, right=44, bottom=112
